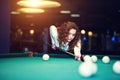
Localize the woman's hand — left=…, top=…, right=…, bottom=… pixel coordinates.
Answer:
left=51, top=44, right=56, bottom=50
left=75, top=55, right=84, bottom=61
left=75, top=56, right=81, bottom=61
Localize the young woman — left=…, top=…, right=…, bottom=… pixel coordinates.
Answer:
left=49, top=21, right=83, bottom=61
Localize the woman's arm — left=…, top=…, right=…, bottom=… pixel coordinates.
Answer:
left=49, top=25, right=59, bottom=48
left=74, top=39, right=82, bottom=60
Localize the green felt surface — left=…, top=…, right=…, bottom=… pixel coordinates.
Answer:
left=0, top=53, right=120, bottom=80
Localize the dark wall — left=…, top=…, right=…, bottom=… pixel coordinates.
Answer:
left=0, top=0, right=10, bottom=53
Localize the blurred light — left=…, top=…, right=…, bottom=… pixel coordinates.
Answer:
left=114, top=31, right=117, bottom=36
left=81, top=29, right=86, bottom=35
left=29, top=29, right=34, bottom=35
left=88, top=31, right=93, bottom=36
left=60, top=10, right=71, bottom=14
left=17, top=0, right=61, bottom=8
left=83, top=36, right=87, bottom=41
left=24, top=47, right=29, bottom=53
left=11, top=11, right=20, bottom=14
left=20, top=31, right=23, bottom=35
left=17, top=29, right=23, bottom=35
left=18, top=8, right=44, bottom=13
left=111, top=36, right=115, bottom=42
left=70, top=14, right=80, bottom=17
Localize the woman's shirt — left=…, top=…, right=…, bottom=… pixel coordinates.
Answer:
left=49, top=25, right=81, bottom=57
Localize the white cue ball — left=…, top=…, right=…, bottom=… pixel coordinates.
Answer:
left=84, top=55, right=92, bottom=62
left=78, top=62, right=98, bottom=77
left=91, top=55, right=98, bottom=63
left=102, top=56, right=110, bottom=64
left=42, top=54, right=49, bottom=61
left=113, top=61, right=120, bottom=74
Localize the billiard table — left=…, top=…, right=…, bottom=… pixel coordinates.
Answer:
left=0, top=53, right=120, bottom=80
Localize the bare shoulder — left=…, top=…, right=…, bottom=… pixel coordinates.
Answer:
left=49, top=25, right=57, bottom=30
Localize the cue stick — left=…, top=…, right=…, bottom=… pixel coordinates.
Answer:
left=47, top=43, right=84, bottom=61
left=57, top=47, right=84, bottom=61
left=47, top=43, right=75, bottom=57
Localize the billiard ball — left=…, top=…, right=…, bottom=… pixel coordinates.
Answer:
left=112, top=61, right=120, bottom=74
left=42, top=54, right=50, bottom=61
left=84, top=55, right=92, bottom=62
left=78, top=62, right=98, bottom=77
left=78, top=62, right=93, bottom=77
left=91, top=55, right=98, bottom=63
left=102, top=56, right=110, bottom=64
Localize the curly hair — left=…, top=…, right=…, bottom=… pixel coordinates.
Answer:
left=57, top=21, right=80, bottom=50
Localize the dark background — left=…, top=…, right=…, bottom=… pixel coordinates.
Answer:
left=0, top=0, right=10, bottom=53
left=1, top=0, right=120, bottom=55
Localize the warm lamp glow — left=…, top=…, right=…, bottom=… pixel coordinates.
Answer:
left=88, top=31, right=93, bottom=36
left=60, top=10, right=71, bottom=14
left=17, top=0, right=61, bottom=8
left=11, top=11, right=20, bottom=14
left=81, top=29, right=86, bottom=35
left=70, top=14, right=80, bottom=17
left=18, top=8, right=44, bottom=13
left=17, top=29, right=23, bottom=35
left=29, top=29, right=34, bottom=35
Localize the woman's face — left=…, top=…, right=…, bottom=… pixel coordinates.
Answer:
left=66, top=28, right=76, bottom=42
